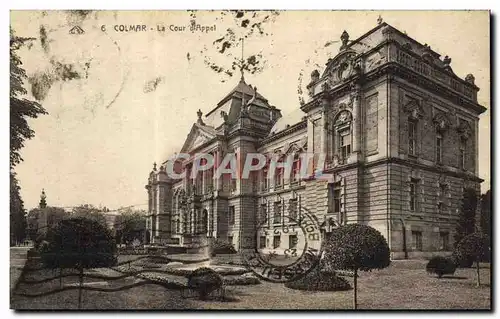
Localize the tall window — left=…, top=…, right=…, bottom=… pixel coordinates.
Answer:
left=408, top=120, right=417, bottom=156
left=333, top=181, right=342, bottom=214
left=275, top=166, right=284, bottom=189
left=273, top=201, right=282, bottom=224
left=436, top=133, right=443, bottom=163
left=273, top=235, right=281, bottom=249
left=440, top=232, right=449, bottom=251
left=259, top=236, right=266, bottom=249
left=409, top=179, right=418, bottom=212
left=259, top=204, right=268, bottom=224
left=261, top=165, right=269, bottom=191
left=228, top=206, right=235, bottom=225
left=206, top=166, right=214, bottom=192
left=412, top=231, right=423, bottom=251
left=288, top=198, right=298, bottom=220
left=291, top=155, right=300, bottom=184
left=459, top=137, right=467, bottom=169
left=339, top=129, right=351, bottom=160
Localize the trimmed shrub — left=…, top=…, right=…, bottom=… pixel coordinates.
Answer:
left=451, top=252, right=474, bottom=268
left=210, top=238, right=236, bottom=255
left=454, top=232, right=490, bottom=287
left=426, top=256, right=456, bottom=278
left=186, top=267, right=223, bottom=300
left=41, top=217, right=117, bottom=308
left=285, top=267, right=351, bottom=291
left=323, top=224, right=390, bottom=309
left=42, top=217, right=117, bottom=269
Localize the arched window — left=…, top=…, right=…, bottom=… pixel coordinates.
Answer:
left=202, top=209, right=208, bottom=234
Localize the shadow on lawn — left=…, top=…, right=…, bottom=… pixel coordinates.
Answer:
left=440, top=276, right=468, bottom=280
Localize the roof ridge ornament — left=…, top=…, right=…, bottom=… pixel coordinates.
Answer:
left=340, top=30, right=349, bottom=51
left=197, top=109, right=205, bottom=125
left=377, top=15, right=383, bottom=25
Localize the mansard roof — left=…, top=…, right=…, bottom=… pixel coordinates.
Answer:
left=268, top=108, right=306, bottom=137
left=206, top=78, right=271, bottom=117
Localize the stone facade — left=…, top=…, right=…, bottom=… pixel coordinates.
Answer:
left=145, top=22, right=485, bottom=259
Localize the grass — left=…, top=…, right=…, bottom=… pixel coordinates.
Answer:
left=11, top=258, right=491, bottom=310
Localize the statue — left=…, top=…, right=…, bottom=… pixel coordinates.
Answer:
left=340, top=30, right=349, bottom=51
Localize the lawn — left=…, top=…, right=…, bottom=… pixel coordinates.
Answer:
left=11, top=258, right=491, bottom=310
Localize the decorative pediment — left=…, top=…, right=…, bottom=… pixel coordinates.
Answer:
left=180, top=124, right=216, bottom=153
left=322, top=50, right=359, bottom=85
left=334, top=110, right=352, bottom=126
left=283, top=142, right=304, bottom=155
left=457, top=119, right=472, bottom=139
left=433, top=111, right=451, bottom=132
left=403, top=97, right=425, bottom=120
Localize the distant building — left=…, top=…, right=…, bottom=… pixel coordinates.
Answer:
left=146, top=22, right=485, bottom=258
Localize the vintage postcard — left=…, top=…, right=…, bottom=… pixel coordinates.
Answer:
left=9, top=10, right=491, bottom=310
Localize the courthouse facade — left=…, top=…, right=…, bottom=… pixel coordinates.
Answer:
left=145, top=22, right=485, bottom=259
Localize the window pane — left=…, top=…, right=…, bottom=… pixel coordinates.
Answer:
left=259, top=236, right=266, bottom=249
left=273, top=235, right=280, bottom=249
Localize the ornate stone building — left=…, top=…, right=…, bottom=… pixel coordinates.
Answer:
left=146, top=22, right=485, bottom=259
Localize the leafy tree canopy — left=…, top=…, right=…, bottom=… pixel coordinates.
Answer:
left=42, top=217, right=117, bottom=269
left=323, top=224, right=391, bottom=272
left=454, top=232, right=490, bottom=263
left=10, top=28, right=47, bottom=169
left=72, top=204, right=107, bottom=226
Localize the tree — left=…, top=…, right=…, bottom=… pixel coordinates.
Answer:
left=454, top=188, right=478, bottom=248
left=323, top=224, right=391, bottom=309
left=10, top=29, right=47, bottom=245
left=42, top=217, right=117, bottom=308
left=454, top=232, right=489, bottom=287
left=480, top=190, right=491, bottom=240
left=10, top=171, right=27, bottom=245
left=115, top=208, right=146, bottom=246
left=72, top=204, right=107, bottom=226
left=10, top=28, right=47, bottom=169
left=26, top=206, right=69, bottom=241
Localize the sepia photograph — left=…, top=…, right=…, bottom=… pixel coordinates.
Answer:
left=9, top=9, right=491, bottom=311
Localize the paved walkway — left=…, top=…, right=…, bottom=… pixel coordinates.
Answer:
left=10, top=246, right=31, bottom=291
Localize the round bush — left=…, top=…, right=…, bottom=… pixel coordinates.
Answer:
left=451, top=252, right=474, bottom=268
left=186, top=267, right=223, bottom=300
left=426, top=256, right=456, bottom=278
left=323, top=224, right=391, bottom=272
left=284, top=268, right=351, bottom=291
left=210, top=238, right=236, bottom=255
left=454, top=232, right=489, bottom=267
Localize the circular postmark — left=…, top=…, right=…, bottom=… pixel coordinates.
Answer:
left=240, top=206, right=323, bottom=283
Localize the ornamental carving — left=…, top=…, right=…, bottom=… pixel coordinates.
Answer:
left=334, top=110, right=352, bottom=126
left=457, top=119, right=472, bottom=139
left=402, top=97, right=425, bottom=120
left=433, top=111, right=451, bottom=132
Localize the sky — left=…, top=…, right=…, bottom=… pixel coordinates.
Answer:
left=10, top=10, right=490, bottom=210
